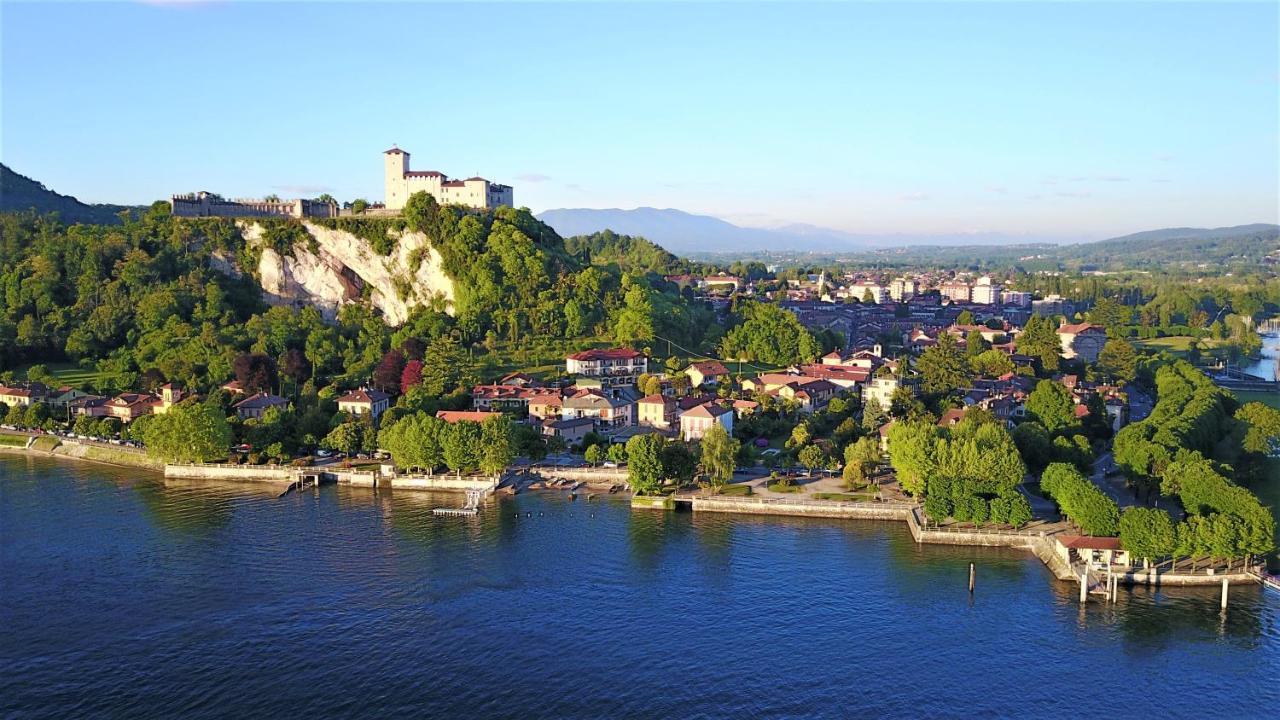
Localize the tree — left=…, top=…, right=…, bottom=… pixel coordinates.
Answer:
left=1017, top=315, right=1062, bottom=373
left=233, top=352, right=279, bottom=394
left=886, top=421, right=939, bottom=496
left=797, top=443, right=825, bottom=476
left=970, top=349, right=1014, bottom=378
left=700, top=423, right=738, bottom=492
left=584, top=444, right=605, bottom=466
left=142, top=402, right=232, bottom=462
left=322, top=421, right=365, bottom=457
left=372, top=349, right=406, bottom=393
left=660, top=442, right=697, bottom=485
left=956, top=310, right=975, bottom=326
left=1236, top=402, right=1280, bottom=455
left=625, top=433, right=665, bottom=495
left=1025, top=380, right=1078, bottom=434
left=441, top=420, right=481, bottom=475
left=606, top=443, right=628, bottom=464
left=843, top=437, right=881, bottom=486
left=916, top=331, right=968, bottom=396
left=1118, top=507, right=1176, bottom=566
left=861, top=397, right=886, bottom=431
left=400, top=359, right=424, bottom=395
left=719, top=300, right=821, bottom=366
left=964, top=330, right=990, bottom=357
left=1097, top=339, right=1138, bottom=384
left=478, top=414, right=515, bottom=477
left=351, top=199, right=369, bottom=214
left=1040, top=462, right=1118, bottom=536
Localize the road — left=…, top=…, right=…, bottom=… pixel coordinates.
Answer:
left=1090, top=452, right=1139, bottom=509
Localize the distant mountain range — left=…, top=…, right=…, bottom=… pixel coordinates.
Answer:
left=536, top=207, right=1085, bottom=253
left=0, top=163, right=141, bottom=224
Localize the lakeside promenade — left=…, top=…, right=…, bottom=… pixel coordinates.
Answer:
left=1, top=433, right=1263, bottom=595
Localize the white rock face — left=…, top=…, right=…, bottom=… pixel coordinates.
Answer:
left=240, top=221, right=455, bottom=325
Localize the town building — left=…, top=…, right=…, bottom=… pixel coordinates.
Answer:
left=337, top=388, right=392, bottom=421
left=685, top=360, right=730, bottom=388
left=561, top=389, right=634, bottom=429
left=863, top=374, right=915, bottom=410
left=939, top=281, right=971, bottom=303
left=0, top=382, right=49, bottom=407
left=1032, top=294, right=1072, bottom=318
left=232, top=392, right=290, bottom=420
left=542, top=417, right=595, bottom=446
left=636, top=394, right=677, bottom=429
left=151, top=383, right=184, bottom=415
left=1057, top=322, right=1107, bottom=363
left=971, top=277, right=1002, bottom=305
left=680, top=403, right=733, bottom=441
left=888, top=277, right=916, bottom=302
left=565, top=348, right=648, bottom=388
left=1000, top=290, right=1032, bottom=307
left=170, top=191, right=337, bottom=219
left=383, top=147, right=513, bottom=211
left=106, top=392, right=157, bottom=423
left=436, top=410, right=503, bottom=424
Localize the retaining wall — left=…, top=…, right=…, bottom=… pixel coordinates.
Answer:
left=164, top=464, right=296, bottom=482
left=690, top=496, right=914, bottom=520
left=384, top=475, right=497, bottom=492
left=528, top=467, right=629, bottom=484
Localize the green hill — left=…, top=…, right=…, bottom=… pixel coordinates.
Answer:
left=0, top=163, right=140, bottom=224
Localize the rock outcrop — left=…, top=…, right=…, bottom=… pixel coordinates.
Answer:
left=241, top=221, right=455, bottom=325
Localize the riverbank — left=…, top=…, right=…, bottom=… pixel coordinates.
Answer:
left=0, top=433, right=163, bottom=472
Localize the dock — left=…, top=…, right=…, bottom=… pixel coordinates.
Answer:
left=432, top=488, right=486, bottom=517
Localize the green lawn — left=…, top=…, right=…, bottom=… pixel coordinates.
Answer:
left=0, top=433, right=28, bottom=447
left=811, top=492, right=877, bottom=502
left=767, top=481, right=803, bottom=493
left=1134, top=336, right=1229, bottom=358
left=29, top=436, right=60, bottom=452
left=717, top=483, right=753, bottom=496
left=1230, top=389, right=1280, bottom=410
left=12, top=362, right=108, bottom=389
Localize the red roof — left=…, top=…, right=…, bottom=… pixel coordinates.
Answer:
left=566, top=348, right=645, bottom=361
left=1057, top=322, right=1103, bottom=335
left=688, top=360, right=729, bottom=376
left=1059, top=535, right=1123, bottom=550
left=436, top=410, right=501, bottom=424
left=682, top=403, right=732, bottom=419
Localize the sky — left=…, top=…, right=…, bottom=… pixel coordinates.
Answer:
left=2, top=1, right=1277, bottom=240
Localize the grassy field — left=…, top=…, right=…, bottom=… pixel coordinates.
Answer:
left=29, top=436, right=61, bottom=452
left=718, top=483, right=753, bottom=496
left=1134, top=336, right=1229, bottom=358
left=0, top=433, right=29, bottom=447
left=1229, top=389, right=1280, bottom=410
left=12, top=362, right=107, bottom=389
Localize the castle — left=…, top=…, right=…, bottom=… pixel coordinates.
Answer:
left=170, top=191, right=337, bottom=219
left=383, top=147, right=513, bottom=211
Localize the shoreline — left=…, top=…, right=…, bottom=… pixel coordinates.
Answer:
left=0, top=439, right=164, bottom=474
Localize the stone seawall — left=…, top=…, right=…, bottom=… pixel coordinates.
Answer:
left=689, top=497, right=914, bottom=521
left=164, top=464, right=296, bottom=482
left=383, top=475, right=497, bottom=492
left=528, top=467, right=629, bottom=484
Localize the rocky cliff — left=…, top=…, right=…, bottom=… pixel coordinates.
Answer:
left=237, top=221, right=455, bottom=325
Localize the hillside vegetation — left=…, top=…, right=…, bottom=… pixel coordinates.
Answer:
left=0, top=164, right=140, bottom=225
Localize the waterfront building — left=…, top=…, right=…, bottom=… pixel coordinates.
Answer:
left=106, top=392, right=157, bottom=422
left=561, top=389, right=634, bottom=429
left=636, top=394, right=677, bottom=429
left=541, top=417, right=595, bottom=446
left=679, top=402, right=733, bottom=441
left=0, top=382, right=49, bottom=407
left=337, top=388, right=392, bottom=421
left=383, top=147, right=513, bottom=211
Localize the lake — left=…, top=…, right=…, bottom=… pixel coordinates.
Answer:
left=1, top=455, right=1277, bottom=719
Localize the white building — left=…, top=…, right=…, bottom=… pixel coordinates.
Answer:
left=889, top=278, right=916, bottom=302
left=939, top=281, right=971, bottom=303
left=1000, top=290, right=1032, bottom=307
left=972, top=276, right=1002, bottom=305
left=680, top=403, right=733, bottom=441
left=384, top=147, right=513, bottom=211
left=565, top=348, right=648, bottom=388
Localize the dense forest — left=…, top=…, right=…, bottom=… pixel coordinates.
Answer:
left=0, top=163, right=140, bottom=225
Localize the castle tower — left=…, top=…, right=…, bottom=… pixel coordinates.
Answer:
left=384, top=147, right=410, bottom=210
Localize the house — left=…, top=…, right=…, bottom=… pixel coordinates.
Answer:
left=685, top=360, right=730, bottom=388
left=232, top=392, right=289, bottom=420
left=220, top=379, right=248, bottom=395
left=561, top=389, right=634, bottom=429
left=497, top=372, right=537, bottom=387
left=731, top=399, right=760, bottom=417
left=937, top=408, right=966, bottom=427
left=106, top=392, right=157, bottom=422
left=151, top=383, right=185, bottom=415
left=1057, top=323, right=1108, bottom=363
left=542, top=417, right=595, bottom=446
left=777, top=379, right=837, bottom=413
left=636, top=394, right=677, bottom=429
left=472, top=385, right=563, bottom=414
left=68, top=395, right=109, bottom=418
left=337, top=388, right=392, bottom=421
left=436, top=410, right=503, bottom=424
left=878, top=421, right=895, bottom=454
left=47, top=386, right=92, bottom=409
left=1055, top=535, right=1131, bottom=569
left=794, top=363, right=870, bottom=389
left=527, top=393, right=564, bottom=421
left=680, top=402, right=733, bottom=441
left=0, top=382, right=49, bottom=408
left=564, top=348, right=648, bottom=388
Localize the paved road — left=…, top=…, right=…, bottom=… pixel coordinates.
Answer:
left=1091, top=452, right=1139, bottom=509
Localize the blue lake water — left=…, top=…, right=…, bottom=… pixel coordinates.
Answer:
left=1, top=455, right=1277, bottom=719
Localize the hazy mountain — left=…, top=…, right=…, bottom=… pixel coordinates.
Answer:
left=0, top=163, right=141, bottom=224
left=1056, top=224, right=1279, bottom=268
left=536, top=207, right=1084, bottom=253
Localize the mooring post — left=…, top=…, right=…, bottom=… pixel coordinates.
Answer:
left=1220, top=577, right=1229, bottom=611
left=968, top=562, right=975, bottom=593
left=1079, top=572, right=1087, bottom=603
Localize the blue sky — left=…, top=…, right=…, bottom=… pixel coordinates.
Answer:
left=3, top=1, right=1277, bottom=239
